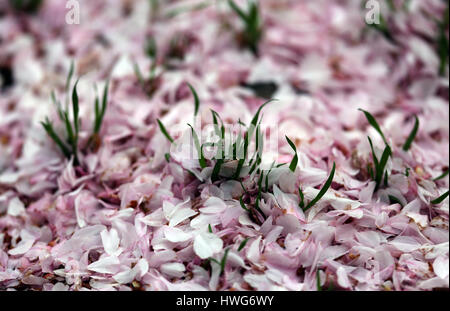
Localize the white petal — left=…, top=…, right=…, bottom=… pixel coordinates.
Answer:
left=87, top=256, right=121, bottom=274
left=337, top=266, right=351, bottom=288
left=169, top=208, right=197, bottom=227
left=161, top=262, right=186, bottom=278
left=113, top=267, right=137, bottom=284
left=164, top=226, right=192, bottom=243
left=7, top=197, right=25, bottom=217
left=390, top=236, right=421, bottom=252
left=101, top=228, right=122, bottom=256
left=193, top=232, right=223, bottom=259
left=52, top=283, right=69, bottom=291
left=433, top=256, right=449, bottom=279
left=8, top=240, right=34, bottom=256
left=133, top=258, right=149, bottom=278
left=199, top=197, right=227, bottom=214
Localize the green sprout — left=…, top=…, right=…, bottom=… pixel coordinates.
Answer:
left=239, top=195, right=250, bottom=212
left=87, top=81, right=110, bottom=149
left=359, top=109, right=392, bottom=190
left=368, top=137, right=392, bottom=190
left=359, top=109, right=389, bottom=146
left=299, top=163, right=336, bottom=212
left=210, top=248, right=231, bottom=276
left=238, top=238, right=249, bottom=251
left=431, top=191, right=449, bottom=205
left=228, top=0, right=263, bottom=55
left=388, top=195, right=404, bottom=207
left=187, top=83, right=200, bottom=117
left=402, top=115, right=419, bottom=151
left=285, top=136, right=298, bottom=172
left=157, top=119, right=174, bottom=143
left=434, top=169, right=449, bottom=181
left=42, top=63, right=109, bottom=164
left=145, top=36, right=158, bottom=61
left=188, top=124, right=207, bottom=169
left=41, top=79, right=81, bottom=164
left=93, top=81, right=109, bottom=135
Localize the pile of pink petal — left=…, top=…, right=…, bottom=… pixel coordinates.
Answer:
left=0, top=0, right=448, bottom=291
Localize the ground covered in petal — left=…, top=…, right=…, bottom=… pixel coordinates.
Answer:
left=0, top=0, right=448, bottom=291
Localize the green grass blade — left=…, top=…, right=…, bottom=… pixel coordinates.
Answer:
left=228, top=0, right=248, bottom=22
left=431, top=191, right=449, bottom=205
left=250, top=99, right=275, bottom=128
left=145, top=36, right=157, bottom=60
left=63, top=111, right=74, bottom=144
left=367, top=137, right=379, bottom=168
left=188, top=124, right=207, bottom=169
left=72, top=79, right=80, bottom=134
left=285, top=135, right=298, bottom=172
left=220, top=248, right=230, bottom=275
left=211, top=159, right=224, bottom=182
left=402, top=115, right=419, bottom=151
left=298, top=186, right=305, bottom=210
left=41, top=119, right=71, bottom=158
left=239, top=195, right=250, bottom=212
left=133, top=61, right=144, bottom=85
left=65, top=60, right=74, bottom=92
left=376, top=145, right=391, bottom=189
left=157, top=119, right=174, bottom=143
left=304, top=162, right=336, bottom=211
left=359, top=109, right=388, bottom=146
left=187, top=83, right=200, bottom=117
left=101, top=80, right=109, bottom=118
left=434, top=169, right=449, bottom=181
left=238, top=238, right=249, bottom=251
left=388, top=195, right=403, bottom=206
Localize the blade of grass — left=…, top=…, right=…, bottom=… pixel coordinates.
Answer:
left=72, top=79, right=80, bottom=135
left=359, top=109, right=388, bottom=146
left=367, top=137, right=379, bottom=168
left=285, top=136, right=298, bottom=172
left=431, top=191, right=449, bottom=205
left=388, top=195, right=403, bottom=207
left=94, top=80, right=109, bottom=133
left=187, top=83, right=200, bottom=117
left=65, top=60, right=74, bottom=92
left=402, top=115, right=419, bottom=151
left=228, top=0, right=248, bottom=22
left=238, top=238, right=249, bottom=251
left=211, top=159, right=224, bottom=182
left=188, top=124, right=207, bottom=169
left=434, top=169, right=449, bottom=181
left=304, top=162, right=336, bottom=211
left=239, top=195, right=250, bottom=212
left=41, top=118, right=71, bottom=158
left=376, top=145, right=391, bottom=190
left=298, top=186, right=305, bottom=210
left=157, top=119, right=174, bottom=143
left=219, top=248, right=230, bottom=275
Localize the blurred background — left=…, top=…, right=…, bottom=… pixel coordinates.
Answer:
left=0, top=0, right=448, bottom=171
